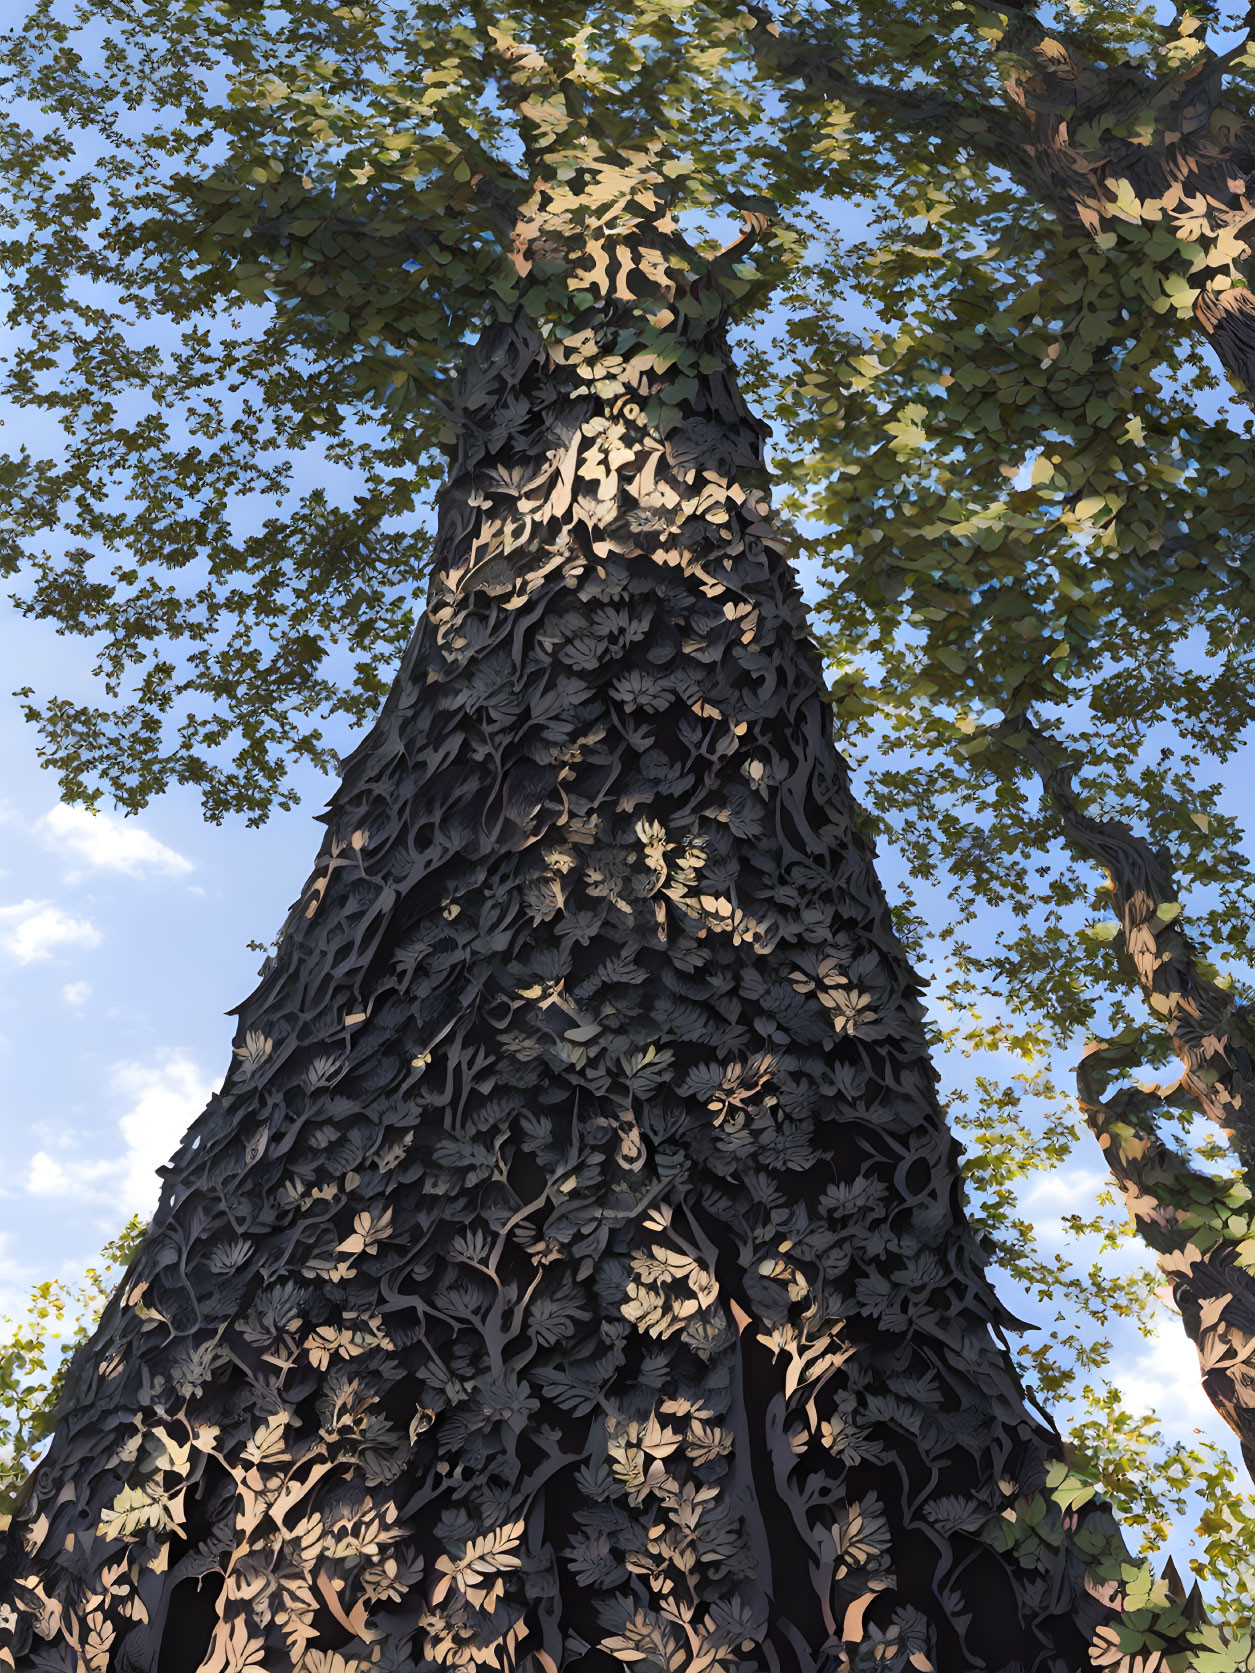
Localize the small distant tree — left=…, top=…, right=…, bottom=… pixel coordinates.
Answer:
left=0, top=1221, right=144, bottom=1513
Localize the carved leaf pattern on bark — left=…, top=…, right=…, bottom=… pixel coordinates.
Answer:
left=995, top=720, right=1255, bottom=1483
left=0, top=211, right=1168, bottom=1670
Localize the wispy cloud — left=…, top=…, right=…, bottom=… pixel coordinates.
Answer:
left=37, top=804, right=193, bottom=879
left=25, top=1150, right=115, bottom=1197
left=1017, top=1165, right=1111, bottom=1243
left=0, top=900, right=101, bottom=964
left=24, top=1049, right=216, bottom=1216
left=111, top=1053, right=214, bottom=1211
left=1114, top=1304, right=1228, bottom=1442
left=60, top=980, right=92, bottom=1007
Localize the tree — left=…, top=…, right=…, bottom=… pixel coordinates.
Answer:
left=9, top=0, right=1255, bottom=1482
left=0, top=3, right=1230, bottom=1669
left=0, top=1223, right=146, bottom=1517
left=738, top=0, right=1255, bottom=1481
left=0, top=0, right=1253, bottom=1660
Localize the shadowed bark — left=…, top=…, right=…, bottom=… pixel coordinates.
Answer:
left=0, top=207, right=1142, bottom=1672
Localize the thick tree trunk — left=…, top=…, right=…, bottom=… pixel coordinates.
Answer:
left=1, top=222, right=1123, bottom=1671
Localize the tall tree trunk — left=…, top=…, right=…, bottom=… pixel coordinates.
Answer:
left=1, top=213, right=1129, bottom=1672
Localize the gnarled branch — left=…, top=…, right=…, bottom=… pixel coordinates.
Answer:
left=994, top=716, right=1255, bottom=1476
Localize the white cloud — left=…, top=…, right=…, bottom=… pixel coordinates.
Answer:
left=25, top=1150, right=115, bottom=1197
left=1112, top=1303, right=1235, bottom=1451
left=1019, top=1165, right=1108, bottom=1217
left=37, top=804, right=193, bottom=879
left=61, top=980, right=91, bottom=1007
left=0, top=900, right=101, bottom=964
left=24, top=1050, right=217, bottom=1217
left=1014, top=1164, right=1115, bottom=1250
left=112, top=1054, right=215, bottom=1212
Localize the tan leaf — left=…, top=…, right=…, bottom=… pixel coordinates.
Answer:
left=203, top=1614, right=267, bottom=1673
left=232, top=1030, right=273, bottom=1072
left=240, top=1411, right=288, bottom=1468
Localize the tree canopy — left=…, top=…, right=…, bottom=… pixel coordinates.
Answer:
left=5, top=0, right=1255, bottom=1625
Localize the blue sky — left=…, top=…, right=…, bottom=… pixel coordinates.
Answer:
left=1, top=0, right=1253, bottom=1586
left=0, top=608, right=342, bottom=1290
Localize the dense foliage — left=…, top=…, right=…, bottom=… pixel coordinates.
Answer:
left=4, top=0, right=1255, bottom=1624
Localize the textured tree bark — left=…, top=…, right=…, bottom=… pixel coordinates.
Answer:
left=1077, top=1039, right=1255, bottom=1484
left=0, top=218, right=1125, bottom=1671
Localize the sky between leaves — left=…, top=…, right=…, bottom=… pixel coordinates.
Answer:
left=0, top=537, right=1249, bottom=1578
left=4, top=0, right=1255, bottom=1609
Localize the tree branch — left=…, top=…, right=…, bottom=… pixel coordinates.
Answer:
left=747, top=5, right=1255, bottom=397
left=739, top=5, right=1034, bottom=164
left=990, top=717, right=1255, bottom=1476
left=1076, top=1037, right=1255, bottom=1477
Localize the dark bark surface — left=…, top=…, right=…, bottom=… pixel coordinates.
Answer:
left=0, top=226, right=1120, bottom=1672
